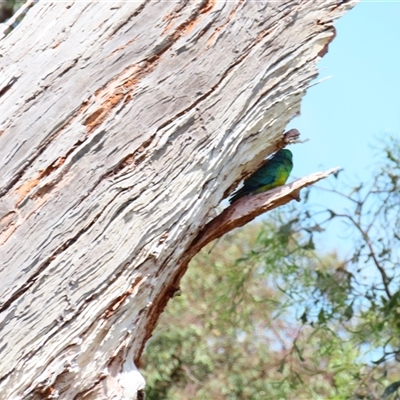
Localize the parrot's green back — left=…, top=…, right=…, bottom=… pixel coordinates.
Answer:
left=229, top=149, right=293, bottom=204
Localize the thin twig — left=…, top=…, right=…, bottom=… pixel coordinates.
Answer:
left=334, top=213, right=392, bottom=299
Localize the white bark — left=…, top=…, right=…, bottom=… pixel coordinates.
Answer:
left=0, top=0, right=357, bottom=398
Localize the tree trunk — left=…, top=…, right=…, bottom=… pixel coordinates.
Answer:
left=0, top=0, right=356, bottom=398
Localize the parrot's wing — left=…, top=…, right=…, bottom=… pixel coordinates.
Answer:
left=242, top=162, right=278, bottom=188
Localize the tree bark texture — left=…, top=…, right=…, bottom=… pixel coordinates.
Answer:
left=0, top=1, right=356, bottom=398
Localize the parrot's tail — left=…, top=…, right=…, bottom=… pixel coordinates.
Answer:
left=229, top=187, right=252, bottom=204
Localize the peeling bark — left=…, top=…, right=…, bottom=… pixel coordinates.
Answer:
left=0, top=0, right=357, bottom=398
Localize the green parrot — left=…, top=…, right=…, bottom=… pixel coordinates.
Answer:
left=229, top=149, right=293, bottom=204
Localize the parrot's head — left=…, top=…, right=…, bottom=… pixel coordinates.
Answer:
left=275, top=149, right=293, bottom=161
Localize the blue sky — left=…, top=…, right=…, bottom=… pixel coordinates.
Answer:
left=286, top=0, right=400, bottom=253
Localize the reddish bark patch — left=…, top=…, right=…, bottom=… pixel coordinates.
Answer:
left=15, top=156, right=66, bottom=202
left=83, top=108, right=105, bottom=127
left=16, top=177, right=40, bottom=198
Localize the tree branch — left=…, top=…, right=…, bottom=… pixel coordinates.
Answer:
left=333, top=213, right=392, bottom=299
left=191, top=167, right=340, bottom=255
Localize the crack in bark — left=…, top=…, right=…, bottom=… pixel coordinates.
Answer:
left=161, top=0, right=191, bottom=35
left=102, top=275, right=145, bottom=319
left=103, top=134, right=156, bottom=179
left=71, top=377, right=105, bottom=400
left=56, top=58, right=79, bottom=80
left=15, top=137, right=85, bottom=205
left=0, top=76, right=18, bottom=98
left=108, top=1, right=148, bottom=39
left=205, top=0, right=244, bottom=49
